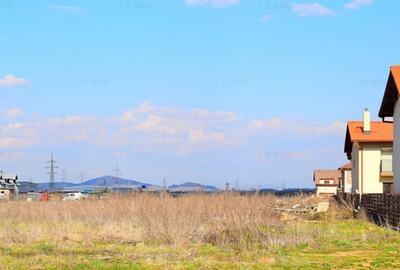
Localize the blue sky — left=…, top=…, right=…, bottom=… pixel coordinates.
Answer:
left=0, top=0, right=398, bottom=188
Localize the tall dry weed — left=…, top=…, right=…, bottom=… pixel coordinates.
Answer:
left=0, top=193, right=341, bottom=250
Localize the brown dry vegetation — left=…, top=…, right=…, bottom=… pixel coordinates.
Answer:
left=0, top=193, right=340, bottom=249
left=3, top=193, right=400, bottom=269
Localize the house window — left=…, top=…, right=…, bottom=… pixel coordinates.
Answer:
left=320, top=179, right=333, bottom=185
left=381, top=147, right=393, bottom=173
left=383, top=183, right=393, bottom=194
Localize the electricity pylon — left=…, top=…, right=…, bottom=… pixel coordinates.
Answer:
left=46, top=154, right=58, bottom=191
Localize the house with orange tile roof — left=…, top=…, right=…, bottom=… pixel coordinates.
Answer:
left=344, top=109, right=393, bottom=194
left=313, top=170, right=340, bottom=195
left=379, top=66, right=400, bottom=193
left=338, top=163, right=352, bottom=193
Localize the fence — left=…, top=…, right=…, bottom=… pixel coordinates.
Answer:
left=337, top=192, right=400, bottom=229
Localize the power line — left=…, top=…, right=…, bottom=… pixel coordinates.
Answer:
left=62, top=169, right=67, bottom=190
left=112, top=164, right=122, bottom=178
left=80, top=170, right=84, bottom=184
left=235, top=180, right=239, bottom=191
left=281, top=181, right=286, bottom=191
left=225, top=182, right=230, bottom=192
left=46, top=154, right=58, bottom=191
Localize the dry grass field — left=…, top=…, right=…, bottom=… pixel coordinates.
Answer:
left=1, top=193, right=400, bottom=269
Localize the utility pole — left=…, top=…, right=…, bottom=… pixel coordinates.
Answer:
left=80, top=170, right=84, bottom=184
left=62, top=169, right=67, bottom=190
left=112, top=165, right=122, bottom=187
left=113, top=164, right=122, bottom=177
left=46, top=154, right=58, bottom=191
left=163, top=176, right=167, bottom=190
left=281, top=181, right=286, bottom=191
left=235, top=180, right=239, bottom=191
left=225, top=182, right=230, bottom=192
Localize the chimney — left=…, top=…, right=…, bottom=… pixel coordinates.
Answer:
left=363, top=108, right=371, bottom=134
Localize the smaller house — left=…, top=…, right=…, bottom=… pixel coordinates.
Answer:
left=313, top=170, right=340, bottom=195
left=0, top=171, right=18, bottom=184
left=339, top=163, right=352, bottom=193
left=0, top=170, right=19, bottom=199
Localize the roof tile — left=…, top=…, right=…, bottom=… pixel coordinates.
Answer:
left=346, top=121, right=393, bottom=143
left=344, top=121, right=393, bottom=159
left=313, top=170, right=340, bottom=185
left=391, top=66, right=400, bottom=95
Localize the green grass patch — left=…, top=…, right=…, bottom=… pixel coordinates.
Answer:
left=0, top=219, right=400, bottom=269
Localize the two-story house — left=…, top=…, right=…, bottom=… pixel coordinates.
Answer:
left=313, top=170, right=340, bottom=195
left=379, top=65, right=400, bottom=192
left=344, top=109, right=394, bottom=194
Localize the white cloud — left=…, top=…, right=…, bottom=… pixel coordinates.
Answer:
left=250, top=118, right=346, bottom=136
left=0, top=151, right=25, bottom=161
left=0, top=74, right=30, bottom=87
left=2, top=108, right=23, bottom=118
left=64, top=131, right=90, bottom=142
left=291, top=2, right=336, bottom=17
left=0, top=103, right=346, bottom=158
left=250, top=118, right=283, bottom=130
left=0, top=137, right=30, bottom=148
left=50, top=5, right=85, bottom=14
left=114, top=104, right=241, bottom=154
left=47, top=115, right=96, bottom=126
left=260, top=14, right=273, bottom=23
left=0, top=103, right=241, bottom=154
left=344, top=0, right=373, bottom=10
left=185, top=0, right=239, bottom=8
left=255, top=145, right=343, bottom=166
left=114, top=152, right=130, bottom=159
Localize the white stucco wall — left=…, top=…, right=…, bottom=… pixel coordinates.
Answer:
left=394, top=101, right=400, bottom=193
left=351, top=144, right=360, bottom=193
left=351, top=143, right=393, bottom=194
left=344, top=170, right=352, bottom=193
left=361, top=145, right=384, bottom=193
left=317, top=186, right=337, bottom=195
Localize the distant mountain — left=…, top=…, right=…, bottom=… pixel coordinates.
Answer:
left=21, top=178, right=314, bottom=194
left=37, top=182, right=76, bottom=191
left=168, top=182, right=220, bottom=192
left=18, top=181, right=38, bottom=193
left=82, top=176, right=149, bottom=187
left=26, top=178, right=220, bottom=193
left=34, top=176, right=151, bottom=191
left=259, top=188, right=278, bottom=193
